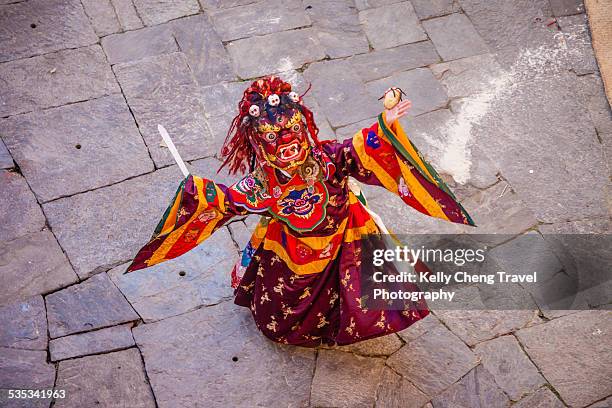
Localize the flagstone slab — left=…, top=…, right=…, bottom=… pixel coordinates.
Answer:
left=46, top=273, right=139, bottom=338
left=0, top=0, right=97, bottom=63
left=513, top=387, right=565, bottom=408
left=227, top=28, right=326, bottom=79
left=328, top=333, right=403, bottom=357
left=103, top=14, right=235, bottom=85
left=451, top=182, right=537, bottom=236
left=557, top=14, right=598, bottom=75
left=310, top=349, right=385, bottom=408
left=0, top=138, right=13, bottom=169
left=132, top=0, right=200, bottom=26
left=210, top=0, right=310, bottom=41
left=0, top=348, right=55, bottom=391
left=401, top=109, right=499, bottom=188
left=49, top=323, right=135, bottom=361
left=199, top=0, right=256, bottom=8
left=171, top=14, right=236, bottom=86
left=487, top=233, right=577, bottom=311
left=0, top=171, right=45, bottom=242
left=2, top=95, right=154, bottom=202
left=354, top=0, right=402, bottom=10
left=0, top=45, right=119, bottom=117
left=423, top=13, right=489, bottom=62
left=43, top=167, right=179, bottom=277
left=43, top=158, right=225, bottom=278
left=303, top=60, right=379, bottom=128
left=589, top=396, right=612, bottom=408
left=200, top=81, right=248, bottom=119
left=515, top=310, right=612, bottom=408
left=107, top=227, right=238, bottom=322
left=576, top=74, right=612, bottom=141
left=387, top=323, right=478, bottom=396
left=474, top=335, right=546, bottom=401
left=458, top=0, right=555, bottom=52
left=431, top=365, right=510, bottom=407
left=435, top=310, right=538, bottom=346
left=102, top=24, right=178, bottom=64
left=349, top=41, right=441, bottom=82
left=114, top=52, right=214, bottom=167
left=359, top=2, right=427, bottom=49
left=430, top=53, right=503, bottom=99
left=549, top=0, right=584, bottom=16
left=0, top=230, right=78, bottom=306
left=397, top=313, right=444, bottom=343
left=132, top=301, right=316, bottom=408
left=0, top=296, right=47, bottom=350
left=473, top=73, right=609, bottom=223
left=54, top=348, right=155, bottom=408
left=365, top=68, right=448, bottom=117
left=305, top=0, right=370, bottom=59
left=411, top=0, right=461, bottom=19
left=227, top=219, right=254, bottom=251
left=112, top=0, right=144, bottom=30
left=376, top=366, right=430, bottom=408
left=81, top=0, right=121, bottom=36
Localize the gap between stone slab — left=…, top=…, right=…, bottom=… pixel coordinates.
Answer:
left=51, top=344, right=136, bottom=363
left=107, top=58, right=159, bottom=171
left=39, top=165, right=158, bottom=205
left=0, top=40, right=108, bottom=71
left=234, top=57, right=322, bottom=83
left=132, top=298, right=235, bottom=326
left=132, top=340, right=160, bottom=407
left=428, top=310, right=475, bottom=351
left=0, top=90, right=122, bottom=120
left=382, top=358, right=432, bottom=400
left=3, top=164, right=82, bottom=291
left=108, top=275, right=145, bottom=321
left=461, top=311, right=541, bottom=350
left=417, top=9, right=464, bottom=23
left=511, top=332, right=570, bottom=406
left=220, top=23, right=315, bottom=45
left=47, top=318, right=140, bottom=342
left=307, top=348, right=319, bottom=407
left=48, top=321, right=136, bottom=341
left=585, top=393, right=612, bottom=408
left=49, top=361, right=59, bottom=407
left=226, top=223, right=245, bottom=253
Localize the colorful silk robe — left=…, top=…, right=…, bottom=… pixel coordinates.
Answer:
left=127, top=114, right=474, bottom=346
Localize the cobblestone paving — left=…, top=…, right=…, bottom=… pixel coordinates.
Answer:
left=0, top=0, right=610, bottom=407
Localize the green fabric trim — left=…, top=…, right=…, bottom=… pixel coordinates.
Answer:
left=376, top=113, right=427, bottom=182
left=153, top=175, right=189, bottom=236
left=377, top=114, right=475, bottom=226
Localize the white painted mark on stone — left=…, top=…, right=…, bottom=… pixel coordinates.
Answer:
left=438, top=71, right=512, bottom=184
left=276, top=58, right=300, bottom=84
left=435, top=24, right=585, bottom=185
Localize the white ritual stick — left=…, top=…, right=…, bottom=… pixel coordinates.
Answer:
left=157, top=124, right=190, bottom=178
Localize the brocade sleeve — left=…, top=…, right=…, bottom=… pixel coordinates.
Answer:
left=126, top=174, right=248, bottom=272
left=323, top=112, right=475, bottom=226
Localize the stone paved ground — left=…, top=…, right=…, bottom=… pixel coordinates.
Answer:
left=0, top=0, right=610, bottom=407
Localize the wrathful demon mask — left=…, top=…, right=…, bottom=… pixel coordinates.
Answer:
left=219, top=76, right=323, bottom=175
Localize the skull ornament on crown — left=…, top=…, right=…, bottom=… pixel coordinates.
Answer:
left=219, top=76, right=323, bottom=175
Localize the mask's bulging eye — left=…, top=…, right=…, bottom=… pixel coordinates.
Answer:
left=265, top=132, right=277, bottom=142
left=292, top=123, right=301, bottom=132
